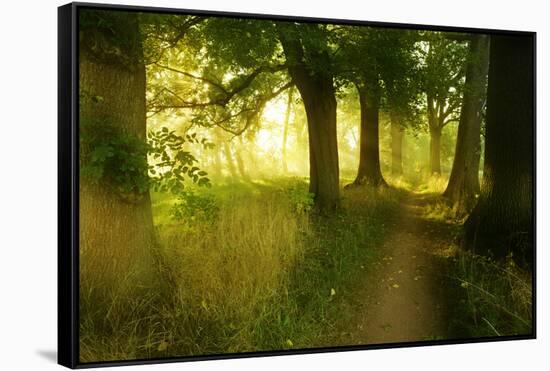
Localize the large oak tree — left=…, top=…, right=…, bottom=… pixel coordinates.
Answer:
left=79, top=10, right=156, bottom=296
left=464, top=34, right=534, bottom=268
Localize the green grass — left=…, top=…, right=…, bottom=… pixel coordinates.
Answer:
left=79, top=177, right=400, bottom=362
left=450, top=253, right=533, bottom=338
left=410, top=195, right=533, bottom=339
left=79, top=175, right=533, bottom=362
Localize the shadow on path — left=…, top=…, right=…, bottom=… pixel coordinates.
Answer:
left=339, top=190, right=464, bottom=345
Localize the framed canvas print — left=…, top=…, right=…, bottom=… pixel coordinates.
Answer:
left=58, top=2, right=536, bottom=368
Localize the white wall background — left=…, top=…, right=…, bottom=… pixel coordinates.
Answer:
left=0, top=0, right=546, bottom=369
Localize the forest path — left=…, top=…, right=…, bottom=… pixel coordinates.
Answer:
left=342, top=191, right=459, bottom=345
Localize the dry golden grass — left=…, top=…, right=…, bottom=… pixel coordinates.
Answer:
left=158, top=191, right=307, bottom=351
left=80, top=186, right=316, bottom=360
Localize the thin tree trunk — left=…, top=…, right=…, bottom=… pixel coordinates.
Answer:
left=282, top=87, right=294, bottom=173
left=350, top=85, right=387, bottom=187
left=427, top=93, right=442, bottom=175
left=444, top=35, right=490, bottom=213
left=390, top=113, right=404, bottom=176
left=79, top=12, right=156, bottom=299
left=212, top=144, right=223, bottom=178
left=465, top=34, right=534, bottom=269
left=235, top=137, right=250, bottom=180
left=429, top=126, right=442, bottom=175
left=223, top=141, right=237, bottom=179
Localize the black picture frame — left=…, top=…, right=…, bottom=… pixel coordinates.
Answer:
left=58, top=2, right=536, bottom=368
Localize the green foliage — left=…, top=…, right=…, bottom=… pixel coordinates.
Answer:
left=80, top=118, right=211, bottom=197
left=201, top=18, right=280, bottom=70
left=336, top=26, right=423, bottom=130
left=277, top=22, right=336, bottom=77
left=170, top=190, right=219, bottom=222
left=419, top=32, right=468, bottom=130
left=285, top=181, right=315, bottom=214
left=80, top=118, right=151, bottom=195
left=79, top=9, right=143, bottom=66
left=148, top=127, right=213, bottom=193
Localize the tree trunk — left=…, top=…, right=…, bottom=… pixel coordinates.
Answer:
left=390, top=113, right=404, bottom=176
left=212, top=145, right=223, bottom=178
left=278, top=29, right=340, bottom=211
left=298, top=77, right=340, bottom=211
left=351, top=86, right=387, bottom=187
left=429, top=126, right=442, bottom=175
left=282, top=87, right=294, bottom=173
left=79, top=12, right=156, bottom=298
left=444, top=35, right=490, bottom=213
left=223, top=141, right=238, bottom=179
left=464, top=34, right=534, bottom=269
left=235, top=138, right=250, bottom=181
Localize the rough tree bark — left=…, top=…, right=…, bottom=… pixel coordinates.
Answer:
left=79, top=12, right=156, bottom=295
left=444, top=35, right=490, bottom=214
left=350, top=84, right=387, bottom=187
left=278, top=29, right=340, bottom=211
left=464, top=34, right=534, bottom=269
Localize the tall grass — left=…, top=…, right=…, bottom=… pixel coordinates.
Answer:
left=158, top=191, right=307, bottom=354
left=79, top=179, right=399, bottom=362
left=452, top=253, right=532, bottom=337
left=410, top=193, right=533, bottom=339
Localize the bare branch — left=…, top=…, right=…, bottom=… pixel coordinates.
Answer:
left=148, top=64, right=288, bottom=114
left=154, top=63, right=228, bottom=93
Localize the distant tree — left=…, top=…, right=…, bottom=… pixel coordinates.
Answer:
left=465, top=34, right=534, bottom=268
left=421, top=34, right=467, bottom=175
left=338, top=27, right=386, bottom=188
left=443, top=35, right=490, bottom=213
left=339, top=28, right=420, bottom=186
left=282, top=87, right=295, bottom=173
left=380, top=32, right=423, bottom=177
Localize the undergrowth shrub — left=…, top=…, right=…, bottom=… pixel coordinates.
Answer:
left=284, top=180, right=315, bottom=214
left=170, top=190, right=219, bottom=222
